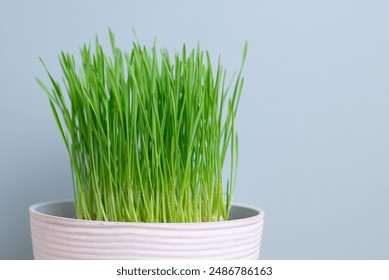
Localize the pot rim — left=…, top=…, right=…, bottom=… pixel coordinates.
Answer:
left=29, top=200, right=264, bottom=226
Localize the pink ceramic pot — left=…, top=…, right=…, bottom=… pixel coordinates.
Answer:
left=29, top=201, right=264, bottom=259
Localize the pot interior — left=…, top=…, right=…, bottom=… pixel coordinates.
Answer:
left=228, top=205, right=260, bottom=220
left=33, top=201, right=76, bottom=219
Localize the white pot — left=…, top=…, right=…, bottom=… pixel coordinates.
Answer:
left=29, top=201, right=264, bottom=259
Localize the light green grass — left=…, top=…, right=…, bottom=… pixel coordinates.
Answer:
left=37, top=31, right=246, bottom=222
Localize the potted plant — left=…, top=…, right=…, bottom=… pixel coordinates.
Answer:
left=30, top=31, right=264, bottom=259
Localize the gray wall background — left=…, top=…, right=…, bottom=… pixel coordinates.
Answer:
left=1, top=0, right=388, bottom=259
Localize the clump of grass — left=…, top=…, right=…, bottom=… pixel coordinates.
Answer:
left=37, top=31, right=246, bottom=222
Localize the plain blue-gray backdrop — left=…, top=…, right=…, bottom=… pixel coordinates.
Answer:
left=1, top=0, right=388, bottom=259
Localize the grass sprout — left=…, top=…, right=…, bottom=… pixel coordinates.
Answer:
left=37, top=31, right=247, bottom=222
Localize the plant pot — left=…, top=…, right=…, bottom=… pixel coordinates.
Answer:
left=29, top=200, right=264, bottom=259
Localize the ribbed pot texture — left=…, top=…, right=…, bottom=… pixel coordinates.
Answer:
left=29, top=201, right=264, bottom=260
